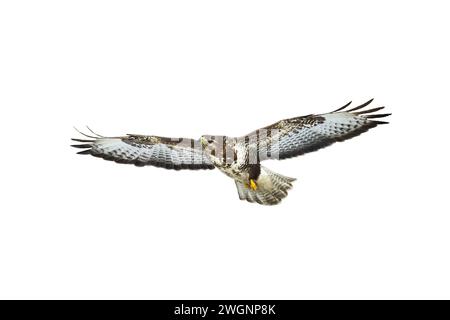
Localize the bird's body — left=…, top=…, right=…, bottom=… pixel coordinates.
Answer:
left=200, top=136, right=250, bottom=182
left=198, top=135, right=296, bottom=204
left=72, top=99, right=390, bottom=205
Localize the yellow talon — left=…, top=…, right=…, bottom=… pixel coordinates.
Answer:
left=249, top=179, right=258, bottom=191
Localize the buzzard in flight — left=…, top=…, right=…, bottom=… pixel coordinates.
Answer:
left=72, top=99, right=390, bottom=205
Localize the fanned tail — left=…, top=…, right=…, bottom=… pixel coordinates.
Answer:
left=235, top=166, right=296, bottom=205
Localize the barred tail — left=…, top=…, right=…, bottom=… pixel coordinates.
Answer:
left=235, top=166, right=296, bottom=205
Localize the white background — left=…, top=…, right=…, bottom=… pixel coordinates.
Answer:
left=1, top=1, right=449, bottom=299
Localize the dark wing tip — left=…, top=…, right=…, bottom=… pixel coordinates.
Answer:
left=71, top=138, right=94, bottom=143
left=365, top=113, right=392, bottom=119
left=71, top=144, right=92, bottom=149
left=347, top=98, right=375, bottom=112
left=354, top=106, right=385, bottom=115
left=73, top=126, right=99, bottom=139
left=76, top=149, right=92, bottom=155
left=332, top=100, right=352, bottom=112
left=372, top=120, right=389, bottom=124
left=85, top=126, right=105, bottom=138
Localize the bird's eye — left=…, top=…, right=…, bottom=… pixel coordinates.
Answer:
left=208, top=139, right=214, bottom=143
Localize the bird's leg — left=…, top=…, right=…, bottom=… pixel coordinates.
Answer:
left=247, top=164, right=261, bottom=191
left=249, top=179, right=258, bottom=191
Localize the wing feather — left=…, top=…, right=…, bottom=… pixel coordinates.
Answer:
left=245, top=99, right=390, bottom=161
left=71, top=131, right=214, bottom=170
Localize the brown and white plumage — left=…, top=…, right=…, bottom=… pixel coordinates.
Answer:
left=72, top=99, right=390, bottom=205
left=72, top=133, right=214, bottom=170
left=246, top=98, right=390, bottom=161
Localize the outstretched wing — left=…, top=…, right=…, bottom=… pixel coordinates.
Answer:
left=71, top=129, right=214, bottom=170
left=246, top=99, right=391, bottom=161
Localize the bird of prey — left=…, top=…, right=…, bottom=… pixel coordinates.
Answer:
left=71, top=99, right=390, bottom=205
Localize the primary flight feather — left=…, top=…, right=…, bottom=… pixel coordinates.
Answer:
left=71, top=99, right=390, bottom=205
